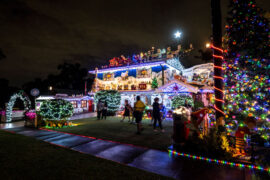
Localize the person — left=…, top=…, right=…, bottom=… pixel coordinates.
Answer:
left=160, top=103, right=166, bottom=121
left=121, top=100, right=132, bottom=122
left=133, top=96, right=146, bottom=134
left=97, top=100, right=103, bottom=120
left=152, top=98, right=164, bottom=132
left=102, top=101, right=108, bottom=120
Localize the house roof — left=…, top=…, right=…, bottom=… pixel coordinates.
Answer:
left=89, top=57, right=184, bottom=74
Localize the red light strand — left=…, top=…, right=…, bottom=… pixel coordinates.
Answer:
left=210, top=45, right=224, bottom=53
left=211, top=44, right=225, bottom=116
left=214, top=105, right=225, bottom=115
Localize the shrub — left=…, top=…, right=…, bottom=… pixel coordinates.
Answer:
left=194, top=101, right=205, bottom=111
left=171, top=95, right=194, bottom=109
left=38, top=99, right=73, bottom=120
left=95, top=90, right=121, bottom=114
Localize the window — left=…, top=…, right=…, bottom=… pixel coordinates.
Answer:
left=71, top=101, right=77, bottom=108
left=139, top=83, right=147, bottom=90
left=124, top=85, right=129, bottom=90
left=81, top=100, right=87, bottom=108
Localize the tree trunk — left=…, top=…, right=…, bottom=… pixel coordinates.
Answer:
left=211, top=0, right=224, bottom=120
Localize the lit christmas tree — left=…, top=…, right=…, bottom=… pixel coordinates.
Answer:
left=224, top=0, right=270, bottom=140
left=151, top=77, right=158, bottom=89
left=94, top=90, right=121, bottom=114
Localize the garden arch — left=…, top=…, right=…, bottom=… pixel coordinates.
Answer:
left=6, top=91, right=31, bottom=122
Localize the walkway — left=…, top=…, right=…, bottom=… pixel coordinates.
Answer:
left=1, top=126, right=261, bottom=179
left=69, top=112, right=96, bottom=120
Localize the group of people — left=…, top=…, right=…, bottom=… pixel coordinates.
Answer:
left=122, top=96, right=165, bottom=134
left=96, top=100, right=108, bottom=120
left=96, top=96, right=165, bottom=134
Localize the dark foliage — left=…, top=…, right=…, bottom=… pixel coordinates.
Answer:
left=22, top=63, right=93, bottom=97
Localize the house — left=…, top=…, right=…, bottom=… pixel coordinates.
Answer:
left=89, top=46, right=214, bottom=110
left=35, top=94, right=94, bottom=114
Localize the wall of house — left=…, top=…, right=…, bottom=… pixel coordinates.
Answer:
left=94, top=65, right=180, bottom=91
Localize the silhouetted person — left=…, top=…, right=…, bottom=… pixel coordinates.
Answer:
left=102, top=101, right=108, bottom=120
left=133, top=96, right=145, bottom=134
left=152, top=98, right=164, bottom=132
left=97, top=100, right=103, bottom=120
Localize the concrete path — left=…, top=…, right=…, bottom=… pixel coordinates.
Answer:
left=69, top=112, right=97, bottom=120
left=1, top=126, right=262, bottom=179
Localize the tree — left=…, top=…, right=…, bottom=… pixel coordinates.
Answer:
left=224, top=0, right=270, bottom=140
left=194, top=49, right=213, bottom=63
left=94, top=90, right=121, bottom=114
left=211, top=0, right=224, bottom=120
left=151, top=77, right=158, bottom=89
left=171, top=95, right=194, bottom=109
left=22, top=63, right=90, bottom=95
left=56, top=63, right=88, bottom=90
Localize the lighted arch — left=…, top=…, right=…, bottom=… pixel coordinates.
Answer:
left=6, top=91, right=31, bottom=122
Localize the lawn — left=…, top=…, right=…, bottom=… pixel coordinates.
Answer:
left=48, top=116, right=173, bottom=151
left=0, top=130, right=172, bottom=180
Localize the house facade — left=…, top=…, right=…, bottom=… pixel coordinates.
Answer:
left=89, top=51, right=214, bottom=110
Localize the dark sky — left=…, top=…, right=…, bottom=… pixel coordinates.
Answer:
left=0, top=0, right=269, bottom=86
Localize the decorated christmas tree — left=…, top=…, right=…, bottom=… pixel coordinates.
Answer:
left=224, top=0, right=270, bottom=140
left=94, top=90, right=121, bottom=114
left=151, top=77, right=158, bottom=89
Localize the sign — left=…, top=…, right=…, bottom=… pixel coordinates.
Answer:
left=30, top=88, right=40, bottom=97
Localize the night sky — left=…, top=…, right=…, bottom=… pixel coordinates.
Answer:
left=0, top=0, right=269, bottom=86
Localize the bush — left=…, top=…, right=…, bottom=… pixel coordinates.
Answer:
left=181, top=128, right=233, bottom=160
left=194, top=101, right=204, bottom=111
left=38, top=99, right=73, bottom=120
left=171, top=95, right=194, bottom=109
left=95, top=90, right=121, bottom=114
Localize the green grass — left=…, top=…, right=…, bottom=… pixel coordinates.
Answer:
left=0, top=130, right=172, bottom=180
left=48, top=117, right=173, bottom=151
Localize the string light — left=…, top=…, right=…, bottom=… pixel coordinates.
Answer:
left=6, top=91, right=31, bottom=122
left=38, top=99, right=74, bottom=120
left=168, top=150, right=270, bottom=173
left=224, top=0, right=270, bottom=140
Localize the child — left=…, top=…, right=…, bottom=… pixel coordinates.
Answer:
left=121, top=100, right=132, bottom=122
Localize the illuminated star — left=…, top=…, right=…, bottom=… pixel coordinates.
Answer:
left=174, top=31, right=181, bottom=38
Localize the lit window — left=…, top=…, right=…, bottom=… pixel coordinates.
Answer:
left=81, top=100, right=87, bottom=108
left=71, top=101, right=77, bottom=108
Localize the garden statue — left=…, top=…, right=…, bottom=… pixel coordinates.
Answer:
left=189, top=108, right=210, bottom=137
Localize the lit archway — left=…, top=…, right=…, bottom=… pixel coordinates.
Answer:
left=6, top=91, right=31, bottom=122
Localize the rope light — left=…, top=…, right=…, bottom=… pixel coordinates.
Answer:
left=213, top=55, right=224, bottom=60
left=210, top=45, right=224, bottom=53
left=213, top=76, right=224, bottom=80
left=214, top=65, right=224, bottom=70
left=214, top=87, right=224, bottom=93
left=211, top=44, right=225, bottom=115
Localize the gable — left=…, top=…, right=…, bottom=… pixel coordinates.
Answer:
left=156, top=80, right=198, bottom=93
